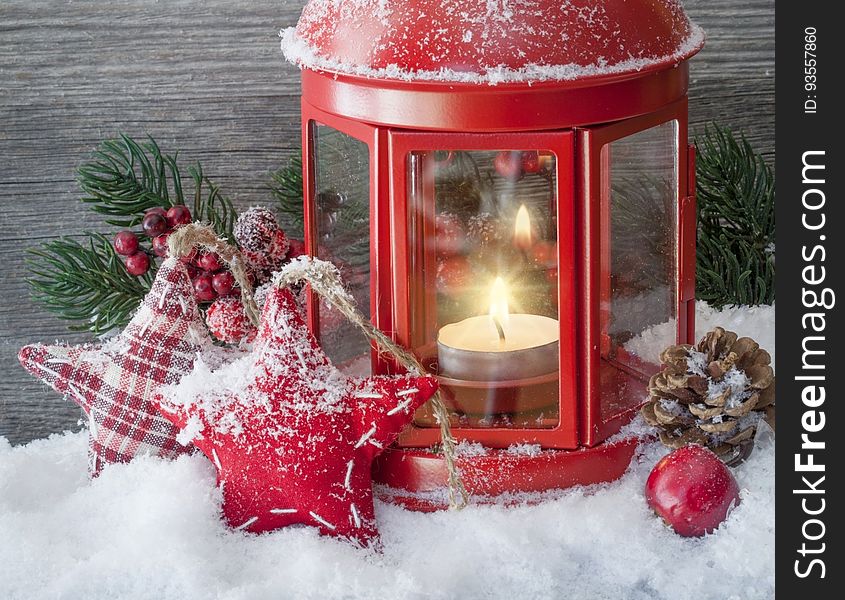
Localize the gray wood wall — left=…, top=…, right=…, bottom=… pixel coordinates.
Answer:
left=0, top=0, right=774, bottom=445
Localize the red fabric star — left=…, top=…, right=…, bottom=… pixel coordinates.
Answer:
left=153, top=286, right=438, bottom=545
left=18, top=259, right=213, bottom=475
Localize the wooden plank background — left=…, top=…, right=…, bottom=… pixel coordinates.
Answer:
left=0, top=0, right=774, bottom=445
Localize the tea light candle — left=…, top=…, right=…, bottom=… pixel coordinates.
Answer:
left=437, top=277, right=559, bottom=381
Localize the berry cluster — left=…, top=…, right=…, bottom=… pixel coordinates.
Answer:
left=205, top=207, right=307, bottom=345
left=493, top=150, right=549, bottom=181
left=182, top=249, right=237, bottom=303
left=112, top=205, right=193, bottom=276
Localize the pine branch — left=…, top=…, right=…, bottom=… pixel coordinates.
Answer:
left=27, top=234, right=154, bottom=334
left=269, top=154, right=305, bottom=235
left=78, top=134, right=237, bottom=240
left=695, top=125, right=775, bottom=308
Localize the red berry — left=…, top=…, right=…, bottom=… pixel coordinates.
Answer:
left=146, top=207, right=167, bottom=218
left=152, top=233, right=170, bottom=258
left=192, top=273, right=217, bottom=302
left=125, top=251, right=150, bottom=276
left=142, top=212, right=168, bottom=237
left=185, top=264, right=200, bottom=280
left=494, top=151, right=524, bottom=181
left=197, top=251, right=223, bottom=273
left=286, top=239, right=307, bottom=260
left=212, top=271, right=236, bottom=296
left=521, top=151, right=542, bottom=174
left=113, top=231, right=140, bottom=256
left=645, top=445, right=741, bottom=537
left=166, top=205, right=192, bottom=228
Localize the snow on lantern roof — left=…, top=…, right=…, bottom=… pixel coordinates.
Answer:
left=281, top=0, right=704, bottom=86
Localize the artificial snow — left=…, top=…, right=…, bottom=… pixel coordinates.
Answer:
left=625, top=301, right=776, bottom=368
left=1, top=301, right=775, bottom=599
left=279, top=1, right=705, bottom=85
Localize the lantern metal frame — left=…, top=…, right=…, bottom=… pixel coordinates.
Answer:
left=297, top=9, right=701, bottom=500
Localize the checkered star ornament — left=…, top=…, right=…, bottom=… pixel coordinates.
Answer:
left=153, top=285, right=438, bottom=545
left=19, top=258, right=214, bottom=475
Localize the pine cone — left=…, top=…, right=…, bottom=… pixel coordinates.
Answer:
left=641, top=327, right=775, bottom=466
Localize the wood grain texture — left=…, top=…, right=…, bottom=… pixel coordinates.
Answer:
left=0, top=0, right=774, bottom=445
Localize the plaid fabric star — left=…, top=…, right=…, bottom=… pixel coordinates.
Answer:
left=154, top=285, right=438, bottom=545
left=19, top=258, right=214, bottom=476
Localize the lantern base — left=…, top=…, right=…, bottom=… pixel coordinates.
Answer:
left=372, top=436, right=644, bottom=512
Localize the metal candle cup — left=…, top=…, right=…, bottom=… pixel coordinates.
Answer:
left=437, top=314, right=560, bottom=381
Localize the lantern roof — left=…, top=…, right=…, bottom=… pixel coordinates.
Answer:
left=281, top=0, right=704, bottom=86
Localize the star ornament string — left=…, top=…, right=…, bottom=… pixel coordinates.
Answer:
left=274, top=257, right=470, bottom=511
left=166, top=223, right=469, bottom=510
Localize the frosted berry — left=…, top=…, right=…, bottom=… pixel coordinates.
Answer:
left=234, top=207, right=290, bottom=283
left=206, top=297, right=257, bottom=344
left=197, top=251, right=223, bottom=273
left=212, top=271, right=236, bottom=296
left=494, top=151, right=524, bottom=181
left=125, top=251, right=150, bottom=276
left=192, top=274, right=217, bottom=302
left=113, top=231, right=140, bottom=256
left=645, top=444, right=741, bottom=537
left=521, top=151, right=542, bottom=174
left=166, top=205, right=192, bottom=228
left=152, top=233, right=170, bottom=258
left=435, top=212, right=465, bottom=258
left=142, top=212, right=168, bottom=237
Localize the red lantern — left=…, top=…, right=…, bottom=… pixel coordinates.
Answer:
left=285, top=0, right=703, bottom=506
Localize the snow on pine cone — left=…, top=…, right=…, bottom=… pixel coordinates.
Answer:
left=234, top=207, right=290, bottom=285
left=641, top=327, right=775, bottom=466
left=206, top=297, right=257, bottom=345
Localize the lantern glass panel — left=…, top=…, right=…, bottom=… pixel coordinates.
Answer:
left=407, top=149, right=560, bottom=430
left=599, top=121, right=678, bottom=376
left=311, top=123, right=372, bottom=375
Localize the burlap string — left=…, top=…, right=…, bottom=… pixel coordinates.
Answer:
left=168, top=223, right=469, bottom=509
left=167, top=224, right=261, bottom=327
left=275, top=258, right=469, bottom=510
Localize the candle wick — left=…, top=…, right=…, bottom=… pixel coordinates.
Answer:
left=492, top=315, right=506, bottom=343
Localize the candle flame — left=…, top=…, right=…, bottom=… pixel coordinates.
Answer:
left=514, top=204, right=532, bottom=250
left=488, top=276, right=510, bottom=323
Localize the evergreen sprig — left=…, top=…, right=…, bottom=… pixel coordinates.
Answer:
left=695, top=125, right=775, bottom=308
left=269, top=154, right=305, bottom=235
left=77, top=134, right=237, bottom=241
left=29, top=134, right=239, bottom=334
left=27, top=233, right=154, bottom=334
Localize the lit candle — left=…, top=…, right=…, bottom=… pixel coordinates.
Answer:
left=437, top=277, right=559, bottom=381
left=514, top=204, right=532, bottom=252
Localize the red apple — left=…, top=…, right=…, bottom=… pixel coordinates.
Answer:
left=645, top=444, right=740, bottom=537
